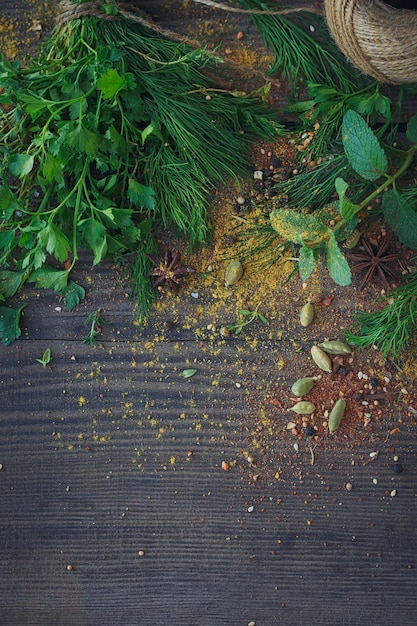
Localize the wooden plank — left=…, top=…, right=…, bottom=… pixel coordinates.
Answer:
left=1, top=294, right=417, bottom=623
left=1, top=1, right=417, bottom=624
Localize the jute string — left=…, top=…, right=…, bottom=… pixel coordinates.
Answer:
left=324, top=0, right=417, bottom=83
left=55, top=0, right=201, bottom=46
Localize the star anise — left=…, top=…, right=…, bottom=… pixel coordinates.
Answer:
left=147, top=248, right=195, bottom=293
left=349, top=233, right=404, bottom=290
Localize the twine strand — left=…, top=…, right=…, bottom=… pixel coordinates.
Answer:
left=55, top=0, right=282, bottom=87
left=56, top=1, right=201, bottom=46
left=190, top=0, right=323, bottom=16
left=324, top=0, right=417, bottom=84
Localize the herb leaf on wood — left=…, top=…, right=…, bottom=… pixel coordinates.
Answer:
left=0, top=4, right=282, bottom=335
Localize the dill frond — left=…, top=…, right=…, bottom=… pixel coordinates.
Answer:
left=346, top=269, right=417, bottom=358
left=236, top=0, right=358, bottom=90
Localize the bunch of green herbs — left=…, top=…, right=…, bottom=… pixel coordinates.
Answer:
left=236, top=0, right=358, bottom=90
left=0, top=1, right=282, bottom=340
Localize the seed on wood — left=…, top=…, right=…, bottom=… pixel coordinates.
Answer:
left=224, top=259, right=243, bottom=287
left=291, top=376, right=314, bottom=397
left=289, top=401, right=315, bottom=415
left=345, top=482, right=353, bottom=491
left=311, top=345, right=332, bottom=373
left=328, top=398, right=346, bottom=433
left=299, top=302, right=314, bottom=327
left=66, top=564, right=74, bottom=571
left=318, top=340, right=352, bottom=355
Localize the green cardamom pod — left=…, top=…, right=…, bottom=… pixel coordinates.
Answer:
left=311, top=345, right=332, bottom=373
left=299, top=302, right=314, bottom=327
left=291, top=377, right=315, bottom=397
left=289, top=401, right=316, bottom=415
left=328, top=398, right=346, bottom=433
left=224, top=259, right=243, bottom=287
left=319, top=340, right=352, bottom=355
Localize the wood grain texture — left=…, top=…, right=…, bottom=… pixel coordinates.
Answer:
left=1, top=261, right=417, bottom=625
left=1, top=1, right=417, bottom=624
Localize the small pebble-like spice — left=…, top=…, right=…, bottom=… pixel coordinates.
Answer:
left=66, top=564, right=74, bottom=571
left=138, top=550, right=145, bottom=557
left=393, top=463, right=403, bottom=474
left=369, top=376, right=379, bottom=389
left=305, top=425, right=315, bottom=437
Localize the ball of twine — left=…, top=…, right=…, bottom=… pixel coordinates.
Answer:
left=324, top=0, right=417, bottom=84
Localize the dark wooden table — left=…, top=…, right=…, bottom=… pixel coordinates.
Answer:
left=1, top=2, right=417, bottom=624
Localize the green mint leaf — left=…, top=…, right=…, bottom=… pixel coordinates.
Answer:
left=8, top=153, right=35, bottom=178
left=325, top=232, right=351, bottom=286
left=270, top=209, right=326, bottom=246
left=374, top=93, right=391, bottom=119
left=0, top=270, right=25, bottom=298
left=0, top=304, right=25, bottom=345
left=298, top=245, right=318, bottom=282
left=28, top=267, right=69, bottom=292
left=60, top=281, right=85, bottom=311
left=96, top=68, right=127, bottom=99
left=128, top=180, right=155, bottom=210
left=335, top=177, right=360, bottom=220
left=382, top=190, right=417, bottom=250
left=342, top=110, right=388, bottom=181
left=406, top=113, right=417, bottom=143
